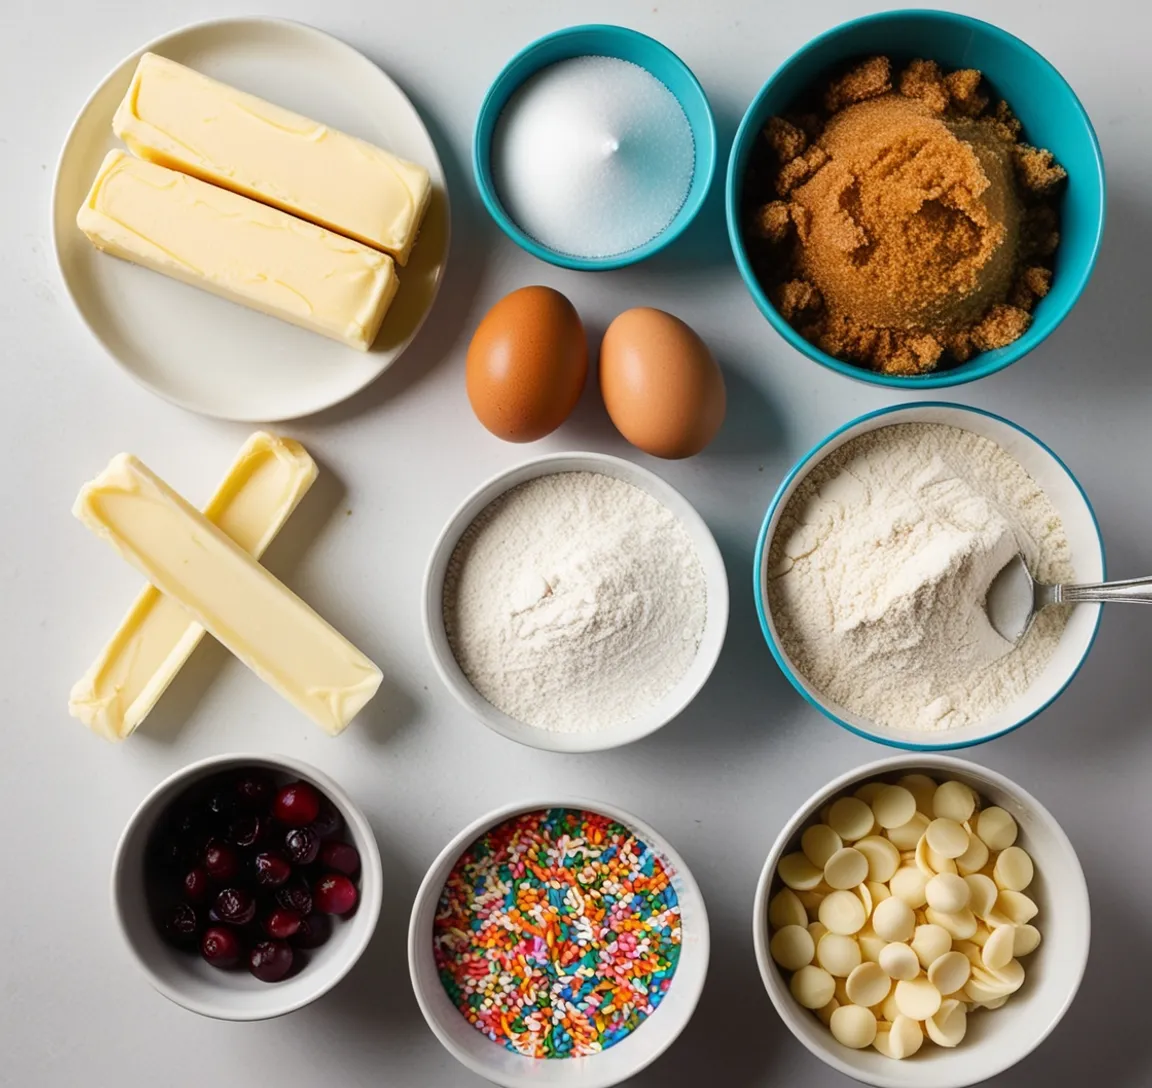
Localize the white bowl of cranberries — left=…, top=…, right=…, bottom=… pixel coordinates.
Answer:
left=112, top=753, right=382, bottom=1020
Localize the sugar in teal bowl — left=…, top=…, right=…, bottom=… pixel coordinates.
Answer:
left=725, top=10, right=1106, bottom=388
left=474, top=24, right=717, bottom=271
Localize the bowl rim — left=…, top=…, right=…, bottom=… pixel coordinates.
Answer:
left=752, top=401, right=1106, bottom=750
left=723, top=7, right=1107, bottom=388
left=422, top=449, right=730, bottom=753
left=110, top=751, right=384, bottom=1021
left=472, top=22, right=718, bottom=271
left=751, top=752, right=1091, bottom=1088
left=407, top=795, right=710, bottom=1087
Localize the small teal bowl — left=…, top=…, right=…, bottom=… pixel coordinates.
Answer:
left=754, top=403, right=1105, bottom=750
left=726, top=10, right=1106, bottom=388
left=474, top=24, right=717, bottom=271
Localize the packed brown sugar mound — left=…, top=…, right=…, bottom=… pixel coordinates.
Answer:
left=746, top=57, right=1065, bottom=375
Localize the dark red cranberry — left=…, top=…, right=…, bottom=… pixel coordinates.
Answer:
left=182, top=867, right=211, bottom=904
left=314, top=874, right=358, bottom=915
left=227, top=813, right=263, bottom=848
left=200, top=925, right=242, bottom=969
left=203, top=840, right=239, bottom=882
left=253, top=852, right=292, bottom=887
left=234, top=772, right=274, bottom=810
left=285, top=827, right=320, bottom=865
left=275, top=879, right=313, bottom=916
left=207, top=783, right=239, bottom=820
left=273, top=781, right=321, bottom=827
left=309, top=801, right=343, bottom=839
left=214, top=888, right=256, bottom=926
left=163, top=903, right=201, bottom=946
left=318, top=841, right=360, bottom=876
left=263, top=908, right=302, bottom=940
left=292, top=913, right=332, bottom=949
left=248, top=940, right=294, bottom=983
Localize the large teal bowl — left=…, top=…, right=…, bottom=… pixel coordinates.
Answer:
left=726, top=10, right=1106, bottom=388
left=474, top=24, right=717, bottom=271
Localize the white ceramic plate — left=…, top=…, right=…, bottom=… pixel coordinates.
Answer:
left=52, top=17, right=449, bottom=421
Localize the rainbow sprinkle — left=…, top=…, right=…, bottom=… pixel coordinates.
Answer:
left=433, top=808, right=682, bottom=1058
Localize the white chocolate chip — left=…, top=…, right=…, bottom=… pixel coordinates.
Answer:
left=964, top=873, right=999, bottom=919
left=855, top=882, right=873, bottom=918
left=801, top=823, right=843, bottom=868
left=825, top=847, right=870, bottom=890
left=886, top=812, right=930, bottom=851
left=846, top=961, right=892, bottom=1007
left=933, top=781, right=977, bottom=823
left=994, top=846, right=1034, bottom=892
left=925, top=907, right=978, bottom=941
left=770, top=925, right=816, bottom=971
left=866, top=880, right=891, bottom=906
left=855, top=836, right=901, bottom=884
left=926, top=872, right=970, bottom=913
left=880, top=989, right=902, bottom=1023
left=981, top=924, right=1017, bottom=972
left=897, top=774, right=938, bottom=815
left=872, top=896, right=915, bottom=943
left=779, top=852, right=824, bottom=891
left=769, top=887, right=809, bottom=930
left=976, top=807, right=1018, bottom=852
left=796, top=888, right=826, bottom=916
left=928, top=950, right=971, bottom=996
left=807, top=921, right=828, bottom=943
left=873, top=786, right=917, bottom=830
left=819, top=890, right=867, bottom=935
left=873, top=1014, right=923, bottom=1058
left=925, top=818, right=970, bottom=859
left=817, top=932, right=862, bottom=977
left=1014, top=924, right=1042, bottom=956
left=926, top=998, right=967, bottom=1047
left=830, top=1003, right=877, bottom=1049
left=791, top=965, right=836, bottom=1008
left=816, top=998, right=839, bottom=1026
left=889, top=866, right=929, bottom=908
left=996, top=890, right=1038, bottom=926
left=854, top=781, right=887, bottom=805
left=955, top=833, right=990, bottom=875
left=828, top=797, right=876, bottom=842
left=911, top=924, right=952, bottom=969
left=895, top=976, right=942, bottom=1021
left=879, top=942, right=920, bottom=981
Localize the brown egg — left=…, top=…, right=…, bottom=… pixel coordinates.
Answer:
left=599, top=307, right=726, bottom=459
left=466, top=286, right=587, bottom=442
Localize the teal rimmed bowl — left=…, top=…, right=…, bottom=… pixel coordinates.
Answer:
left=725, top=10, right=1106, bottom=388
left=474, top=24, right=717, bottom=271
left=754, top=403, right=1105, bottom=749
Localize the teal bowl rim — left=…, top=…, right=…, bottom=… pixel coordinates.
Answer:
left=752, top=401, right=1106, bottom=750
left=473, top=23, right=718, bottom=271
left=724, top=8, right=1107, bottom=388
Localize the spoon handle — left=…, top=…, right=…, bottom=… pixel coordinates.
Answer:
left=1055, top=575, right=1152, bottom=605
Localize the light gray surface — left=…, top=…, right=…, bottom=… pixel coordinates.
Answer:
left=1, top=1, right=1149, bottom=1085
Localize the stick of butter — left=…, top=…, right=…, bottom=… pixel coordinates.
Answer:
left=74, top=454, right=382, bottom=736
left=77, top=150, right=398, bottom=352
left=113, top=53, right=431, bottom=265
left=70, top=433, right=317, bottom=742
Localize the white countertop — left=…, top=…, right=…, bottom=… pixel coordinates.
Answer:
left=4, top=0, right=1151, bottom=1084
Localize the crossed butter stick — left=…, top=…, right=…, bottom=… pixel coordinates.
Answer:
left=70, top=432, right=382, bottom=741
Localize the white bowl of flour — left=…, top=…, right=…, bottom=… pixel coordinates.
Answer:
left=424, top=451, right=728, bottom=752
left=755, top=404, right=1104, bottom=750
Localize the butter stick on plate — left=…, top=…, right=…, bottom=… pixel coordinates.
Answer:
left=70, top=433, right=317, bottom=742
left=74, top=454, right=382, bottom=735
left=114, top=53, right=431, bottom=264
left=77, top=150, right=398, bottom=351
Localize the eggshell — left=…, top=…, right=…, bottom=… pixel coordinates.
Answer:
left=599, top=307, right=726, bottom=459
left=466, top=286, right=587, bottom=442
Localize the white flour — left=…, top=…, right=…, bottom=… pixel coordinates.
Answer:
left=767, top=424, right=1074, bottom=731
left=443, top=472, right=707, bottom=732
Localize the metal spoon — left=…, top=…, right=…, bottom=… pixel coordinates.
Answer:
left=986, top=553, right=1152, bottom=643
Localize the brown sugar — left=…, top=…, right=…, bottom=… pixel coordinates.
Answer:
left=745, top=57, right=1066, bottom=376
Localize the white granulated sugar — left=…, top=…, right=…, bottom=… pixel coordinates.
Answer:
left=767, top=424, right=1075, bottom=731
left=443, top=472, right=707, bottom=733
left=492, top=55, right=694, bottom=259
